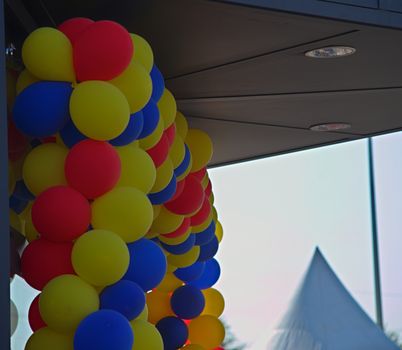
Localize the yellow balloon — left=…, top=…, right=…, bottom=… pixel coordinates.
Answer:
left=11, top=153, right=27, bottom=181
left=146, top=290, right=173, bottom=324
left=25, top=327, right=74, bottom=350
left=145, top=231, right=159, bottom=239
left=167, top=246, right=200, bottom=268
left=192, top=211, right=213, bottom=233
left=16, top=69, right=39, bottom=94
left=166, top=263, right=177, bottom=273
left=22, top=27, right=75, bottom=82
left=150, top=206, right=183, bottom=235
left=159, top=227, right=191, bottom=245
left=135, top=304, right=149, bottom=321
left=181, top=345, right=205, bottom=350
left=188, top=315, right=225, bottom=349
left=9, top=210, right=21, bottom=232
left=70, top=81, right=130, bottom=141
left=116, top=145, right=156, bottom=193
left=91, top=187, right=153, bottom=242
left=150, top=158, right=173, bottom=193
left=72, top=229, right=130, bottom=286
left=8, top=162, right=15, bottom=196
left=23, top=143, right=68, bottom=195
left=20, top=203, right=39, bottom=242
left=169, top=134, right=185, bottom=168
left=215, top=221, right=223, bottom=242
left=156, top=272, right=183, bottom=293
left=201, top=288, right=225, bottom=317
left=131, top=320, right=163, bottom=350
left=212, top=206, right=218, bottom=223
left=175, top=112, right=188, bottom=139
left=139, top=115, right=164, bottom=150
left=110, top=61, right=152, bottom=113
left=201, top=174, right=209, bottom=190
left=153, top=205, right=162, bottom=220
left=209, top=192, right=215, bottom=206
left=186, top=129, right=213, bottom=172
left=130, top=34, right=154, bottom=73
left=39, top=275, right=99, bottom=333
left=157, top=89, right=176, bottom=129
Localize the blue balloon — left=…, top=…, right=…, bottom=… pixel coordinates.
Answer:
left=156, top=316, right=188, bottom=350
left=13, top=81, right=72, bottom=138
left=198, top=236, right=219, bottom=262
left=59, top=119, right=87, bottom=148
left=195, top=221, right=216, bottom=246
left=188, top=258, right=221, bottom=289
left=161, top=234, right=195, bottom=255
left=150, top=65, right=165, bottom=102
left=138, top=100, right=159, bottom=139
left=9, top=195, right=29, bottom=214
left=148, top=174, right=177, bottom=205
left=174, top=261, right=206, bottom=283
left=123, top=238, right=167, bottom=292
left=171, top=285, right=205, bottom=319
left=110, top=111, right=144, bottom=146
left=74, top=310, right=133, bottom=350
left=13, top=180, right=35, bottom=201
left=100, top=280, right=145, bottom=321
left=174, top=145, right=191, bottom=178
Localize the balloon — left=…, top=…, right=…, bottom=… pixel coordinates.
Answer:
left=22, top=143, right=67, bottom=196
left=13, top=81, right=72, bottom=137
left=190, top=168, right=206, bottom=182
left=167, top=246, right=200, bottom=268
left=146, top=134, right=169, bottom=168
left=146, top=290, right=174, bottom=324
left=190, top=197, right=211, bottom=227
left=110, top=111, right=144, bottom=146
left=162, top=217, right=191, bottom=238
left=162, top=234, right=196, bottom=255
left=194, top=221, right=216, bottom=246
left=186, top=129, right=213, bottom=172
left=22, top=27, right=75, bottom=82
left=215, top=221, right=223, bottom=242
left=174, top=261, right=206, bottom=283
left=59, top=119, right=87, bottom=148
left=21, top=203, right=39, bottom=242
left=21, top=238, right=74, bottom=290
left=165, top=124, right=176, bottom=146
left=58, top=17, right=94, bottom=43
left=73, top=20, right=133, bottom=81
left=9, top=194, right=29, bottom=214
left=157, top=89, right=176, bottom=129
left=150, top=65, right=165, bottom=102
left=25, top=327, right=74, bottom=350
left=171, top=285, right=205, bottom=319
left=157, top=272, right=183, bottom=293
left=151, top=158, right=174, bottom=193
left=188, top=315, right=225, bottom=349
left=175, top=112, right=188, bottom=139
left=123, top=238, right=167, bottom=291
left=181, top=345, right=205, bottom=350
left=167, top=178, right=186, bottom=203
left=165, top=176, right=204, bottom=215
left=188, top=258, right=220, bottom=289
left=208, top=188, right=214, bottom=204
left=13, top=179, right=35, bottom=202
left=139, top=99, right=160, bottom=139
left=65, top=140, right=121, bottom=199
left=175, top=145, right=192, bottom=180
left=91, top=187, right=153, bottom=242
left=201, top=288, right=225, bottom=317
left=72, top=229, right=129, bottom=286
left=115, top=145, right=156, bottom=194
left=139, top=113, right=164, bottom=150
left=156, top=316, right=188, bottom=350
left=169, top=134, right=186, bottom=168
left=16, top=69, right=39, bottom=94
left=32, top=186, right=91, bottom=242
left=10, top=300, right=18, bottom=336
left=74, top=310, right=133, bottom=350
left=29, top=295, right=46, bottom=331
left=39, top=274, right=99, bottom=332
left=191, top=211, right=213, bottom=234
left=159, top=226, right=191, bottom=245
left=100, top=280, right=145, bottom=320
left=70, top=81, right=130, bottom=141
left=211, top=206, right=218, bottom=223
left=131, top=34, right=154, bottom=72
left=153, top=204, right=162, bottom=220
left=198, top=236, right=219, bottom=262
left=148, top=173, right=177, bottom=205
left=150, top=206, right=183, bottom=235
left=135, top=304, right=149, bottom=321
left=131, top=320, right=163, bottom=350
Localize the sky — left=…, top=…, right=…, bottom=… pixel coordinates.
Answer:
left=10, top=131, right=402, bottom=349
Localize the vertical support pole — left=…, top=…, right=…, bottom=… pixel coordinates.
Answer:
left=368, top=137, right=384, bottom=329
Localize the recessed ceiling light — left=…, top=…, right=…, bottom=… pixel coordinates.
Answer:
left=305, top=46, right=356, bottom=58
left=310, top=123, right=351, bottom=132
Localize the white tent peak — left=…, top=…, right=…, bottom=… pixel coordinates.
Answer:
left=267, top=247, right=399, bottom=350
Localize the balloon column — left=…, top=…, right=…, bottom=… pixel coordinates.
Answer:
left=7, top=17, right=226, bottom=350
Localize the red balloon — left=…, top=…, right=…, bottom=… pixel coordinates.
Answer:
left=190, top=167, right=206, bottom=182
left=205, top=179, right=212, bottom=198
left=167, top=179, right=185, bottom=203
left=58, top=17, right=94, bottom=43
left=8, top=119, right=29, bottom=161
left=162, top=217, right=191, bottom=238
left=147, top=134, right=170, bottom=168
left=190, top=196, right=211, bottom=226
left=165, top=124, right=176, bottom=147
left=65, top=139, right=121, bottom=199
left=73, top=20, right=133, bottom=81
left=28, top=295, right=46, bottom=331
left=32, top=186, right=91, bottom=242
left=21, top=238, right=74, bottom=290
left=165, top=176, right=204, bottom=215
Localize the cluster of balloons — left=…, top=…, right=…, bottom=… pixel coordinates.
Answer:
left=6, top=17, right=226, bottom=350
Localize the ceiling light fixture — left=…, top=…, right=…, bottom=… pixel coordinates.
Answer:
left=305, top=46, right=356, bottom=58
left=310, top=123, right=351, bottom=132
